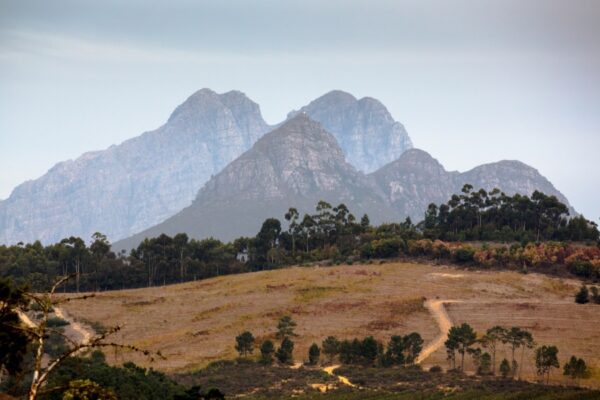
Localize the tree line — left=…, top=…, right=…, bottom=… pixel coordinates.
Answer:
left=232, top=315, right=591, bottom=386
left=1, top=187, right=598, bottom=292
left=421, top=185, right=598, bottom=242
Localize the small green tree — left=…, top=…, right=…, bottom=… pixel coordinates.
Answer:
left=360, top=336, right=380, bottom=365
left=276, top=315, right=297, bottom=339
left=480, top=326, right=507, bottom=375
left=235, top=331, right=255, bottom=357
left=478, top=352, right=492, bottom=375
left=446, top=323, right=477, bottom=371
left=563, top=356, right=590, bottom=382
left=386, top=332, right=423, bottom=366
left=276, top=337, right=294, bottom=364
left=259, top=340, right=275, bottom=365
left=575, top=285, right=590, bottom=304
left=535, top=345, right=560, bottom=384
left=499, top=358, right=511, bottom=378
left=321, top=336, right=340, bottom=363
left=308, top=343, right=320, bottom=365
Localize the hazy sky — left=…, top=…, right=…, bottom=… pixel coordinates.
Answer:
left=1, top=0, right=599, bottom=219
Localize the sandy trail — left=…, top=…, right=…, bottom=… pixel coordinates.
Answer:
left=323, top=365, right=355, bottom=387
left=416, top=299, right=462, bottom=364
left=54, top=307, right=94, bottom=345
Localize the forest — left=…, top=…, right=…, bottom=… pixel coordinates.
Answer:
left=1, top=186, right=598, bottom=292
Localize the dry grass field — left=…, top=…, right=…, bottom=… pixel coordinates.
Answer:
left=60, top=261, right=600, bottom=386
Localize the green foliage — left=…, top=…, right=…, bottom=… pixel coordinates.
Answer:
left=44, top=351, right=187, bottom=400
left=62, top=379, right=117, bottom=400
left=276, top=315, right=297, bottom=339
left=575, top=285, right=590, bottom=304
left=535, top=345, right=560, bottom=384
left=2, top=192, right=599, bottom=294
left=308, top=343, right=320, bottom=365
left=322, top=336, right=340, bottom=362
left=563, top=355, right=590, bottom=381
left=445, top=323, right=477, bottom=371
left=235, top=331, right=255, bottom=357
left=339, top=336, right=383, bottom=366
left=259, top=340, right=275, bottom=365
left=0, top=277, right=31, bottom=375
left=384, top=332, right=423, bottom=366
left=276, top=337, right=294, bottom=364
left=47, top=316, right=70, bottom=327
left=420, top=186, right=599, bottom=242
left=452, top=247, right=475, bottom=263
left=499, top=358, right=511, bottom=378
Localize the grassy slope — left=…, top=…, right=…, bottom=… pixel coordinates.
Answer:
left=61, top=261, right=600, bottom=387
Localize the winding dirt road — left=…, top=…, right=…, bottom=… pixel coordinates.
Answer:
left=54, top=307, right=94, bottom=345
left=415, top=299, right=462, bottom=364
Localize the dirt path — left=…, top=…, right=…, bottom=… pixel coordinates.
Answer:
left=416, top=299, right=462, bottom=364
left=54, top=307, right=93, bottom=345
left=323, top=365, right=355, bottom=387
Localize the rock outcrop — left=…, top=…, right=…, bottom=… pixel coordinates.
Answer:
left=0, top=89, right=270, bottom=244
left=115, top=114, right=397, bottom=249
left=289, top=90, right=413, bottom=173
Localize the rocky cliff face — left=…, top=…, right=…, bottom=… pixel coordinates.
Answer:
left=0, top=88, right=574, bottom=246
left=289, top=90, right=413, bottom=173
left=371, top=149, right=572, bottom=222
left=0, top=89, right=270, bottom=244
left=115, top=114, right=397, bottom=249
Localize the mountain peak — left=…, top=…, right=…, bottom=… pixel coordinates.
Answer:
left=0, top=89, right=270, bottom=244
left=288, top=90, right=413, bottom=173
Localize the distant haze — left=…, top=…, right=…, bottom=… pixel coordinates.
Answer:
left=1, top=0, right=599, bottom=220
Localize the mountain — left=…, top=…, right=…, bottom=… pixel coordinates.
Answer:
left=0, top=89, right=270, bottom=244
left=115, top=114, right=397, bottom=250
left=288, top=90, right=413, bottom=173
left=370, top=149, right=459, bottom=221
left=371, top=149, right=572, bottom=222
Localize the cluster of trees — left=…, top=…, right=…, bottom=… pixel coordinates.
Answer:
left=421, top=185, right=598, bottom=242
left=575, top=284, right=600, bottom=304
left=443, top=323, right=590, bottom=384
left=235, top=315, right=298, bottom=366
left=322, top=333, right=423, bottom=367
left=234, top=316, right=424, bottom=368
left=2, top=188, right=598, bottom=293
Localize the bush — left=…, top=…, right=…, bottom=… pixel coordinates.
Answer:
left=308, top=343, right=320, bottom=365
left=371, top=238, right=404, bottom=258
left=575, top=285, right=590, bottom=304
left=429, top=365, right=442, bottom=373
left=47, top=316, right=70, bottom=327
left=453, top=247, right=475, bottom=263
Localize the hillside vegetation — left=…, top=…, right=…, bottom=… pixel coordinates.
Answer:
left=60, top=261, right=600, bottom=389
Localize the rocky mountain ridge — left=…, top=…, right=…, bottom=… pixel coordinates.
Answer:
left=0, top=89, right=270, bottom=244
left=115, top=114, right=398, bottom=249
left=115, top=116, right=571, bottom=249
left=288, top=90, right=413, bottom=173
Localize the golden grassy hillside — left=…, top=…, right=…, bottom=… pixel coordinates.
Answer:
left=61, top=262, right=600, bottom=386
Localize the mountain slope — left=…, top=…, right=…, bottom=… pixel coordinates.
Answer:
left=115, top=114, right=397, bottom=249
left=0, top=89, right=270, bottom=244
left=371, top=149, right=573, bottom=222
left=289, top=90, right=413, bottom=173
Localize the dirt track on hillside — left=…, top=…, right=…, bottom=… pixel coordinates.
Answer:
left=416, top=299, right=462, bottom=364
